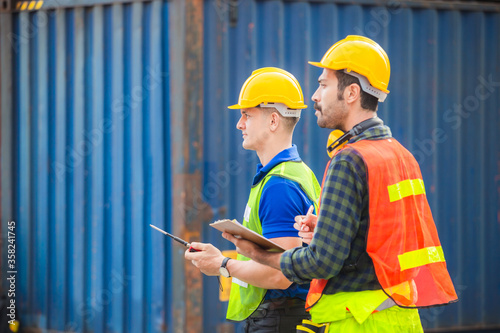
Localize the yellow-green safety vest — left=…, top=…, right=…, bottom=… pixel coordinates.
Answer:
left=226, top=160, right=321, bottom=321
left=306, top=290, right=422, bottom=331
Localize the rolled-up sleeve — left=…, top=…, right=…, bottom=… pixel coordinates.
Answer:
left=279, top=150, right=366, bottom=284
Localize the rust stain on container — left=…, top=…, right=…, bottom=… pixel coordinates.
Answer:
left=170, top=0, right=207, bottom=331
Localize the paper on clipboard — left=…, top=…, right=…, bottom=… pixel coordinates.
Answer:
left=209, top=219, right=286, bottom=253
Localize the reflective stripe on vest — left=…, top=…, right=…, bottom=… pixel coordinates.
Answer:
left=387, top=179, right=425, bottom=202
left=226, top=161, right=321, bottom=321
left=398, top=246, right=445, bottom=271
left=305, top=138, right=457, bottom=311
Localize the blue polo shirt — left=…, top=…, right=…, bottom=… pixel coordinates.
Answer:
left=252, top=144, right=314, bottom=300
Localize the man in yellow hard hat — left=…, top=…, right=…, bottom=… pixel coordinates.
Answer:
left=222, top=36, right=458, bottom=332
left=185, top=67, right=321, bottom=332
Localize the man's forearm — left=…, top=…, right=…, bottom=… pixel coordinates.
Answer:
left=226, top=259, right=291, bottom=289
left=222, top=232, right=285, bottom=271
left=251, top=248, right=282, bottom=270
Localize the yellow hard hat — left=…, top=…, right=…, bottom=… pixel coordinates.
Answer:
left=309, top=35, right=391, bottom=98
left=228, top=67, right=307, bottom=114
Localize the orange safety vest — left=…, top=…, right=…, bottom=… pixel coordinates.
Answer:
left=306, top=138, right=458, bottom=310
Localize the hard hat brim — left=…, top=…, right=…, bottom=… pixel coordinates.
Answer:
left=227, top=103, right=262, bottom=109
left=308, top=61, right=328, bottom=69
left=308, top=61, right=343, bottom=71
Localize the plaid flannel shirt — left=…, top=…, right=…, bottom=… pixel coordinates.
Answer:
left=280, top=125, right=392, bottom=295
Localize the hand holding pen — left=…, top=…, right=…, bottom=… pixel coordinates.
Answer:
left=293, top=205, right=317, bottom=245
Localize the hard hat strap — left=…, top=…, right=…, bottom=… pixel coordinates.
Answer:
left=343, top=70, right=387, bottom=102
left=259, top=102, right=302, bottom=118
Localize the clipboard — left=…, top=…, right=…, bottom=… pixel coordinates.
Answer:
left=210, top=219, right=286, bottom=253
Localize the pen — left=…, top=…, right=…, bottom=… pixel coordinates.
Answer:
left=301, top=205, right=314, bottom=231
left=306, top=205, right=314, bottom=217
left=150, top=224, right=200, bottom=252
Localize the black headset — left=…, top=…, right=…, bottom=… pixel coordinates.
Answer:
left=326, top=117, right=384, bottom=154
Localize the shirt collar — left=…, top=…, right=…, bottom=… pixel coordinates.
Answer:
left=253, top=144, right=302, bottom=185
left=348, top=124, right=392, bottom=144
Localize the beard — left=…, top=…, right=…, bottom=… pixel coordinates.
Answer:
left=314, top=101, right=348, bottom=131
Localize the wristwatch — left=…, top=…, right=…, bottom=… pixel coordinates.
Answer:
left=219, top=257, right=231, bottom=278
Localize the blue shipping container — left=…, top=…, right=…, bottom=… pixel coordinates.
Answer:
left=0, top=0, right=499, bottom=332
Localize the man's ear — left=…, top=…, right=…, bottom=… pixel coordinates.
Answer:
left=345, top=83, right=361, bottom=104
left=269, top=111, right=280, bottom=132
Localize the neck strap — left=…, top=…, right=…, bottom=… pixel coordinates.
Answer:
left=326, top=117, right=384, bottom=154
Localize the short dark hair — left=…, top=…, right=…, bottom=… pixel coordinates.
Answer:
left=260, top=107, right=299, bottom=131
left=334, top=70, right=378, bottom=111
left=281, top=113, right=300, bottom=131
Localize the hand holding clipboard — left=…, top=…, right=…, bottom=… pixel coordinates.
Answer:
left=210, top=219, right=285, bottom=253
